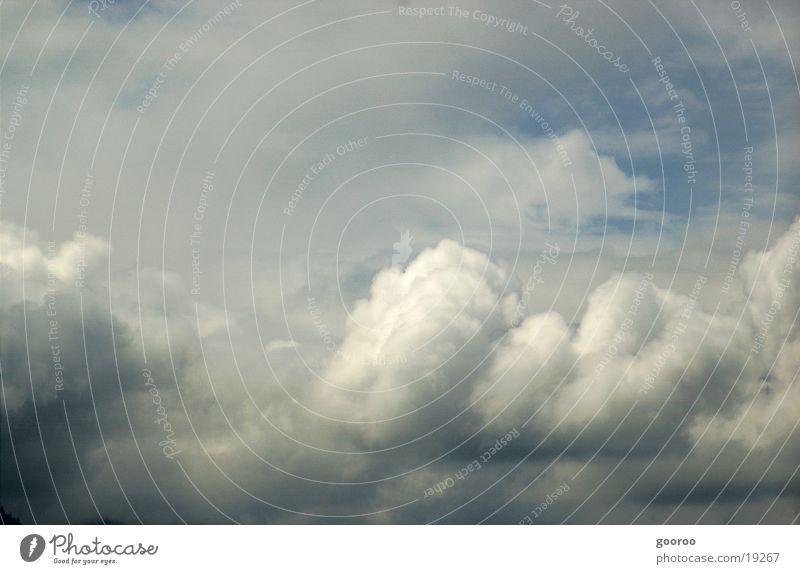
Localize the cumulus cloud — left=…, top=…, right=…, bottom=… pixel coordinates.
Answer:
left=687, top=221, right=800, bottom=451
left=474, top=221, right=800, bottom=456
left=313, top=239, right=511, bottom=447
left=2, top=216, right=799, bottom=524
left=298, top=218, right=799, bottom=493
left=416, top=129, right=655, bottom=232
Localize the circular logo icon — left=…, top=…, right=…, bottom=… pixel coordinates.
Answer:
left=20, top=534, right=46, bottom=562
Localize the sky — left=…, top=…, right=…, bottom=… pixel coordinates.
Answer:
left=0, top=0, right=799, bottom=524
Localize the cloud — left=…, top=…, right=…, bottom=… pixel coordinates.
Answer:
left=687, top=220, right=800, bottom=450
left=2, top=216, right=799, bottom=524
left=474, top=221, right=800, bottom=457
left=314, top=238, right=511, bottom=446
left=402, top=129, right=655, bottom=232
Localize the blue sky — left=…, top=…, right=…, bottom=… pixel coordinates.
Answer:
left=1, top=0, right=799, bottom=524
